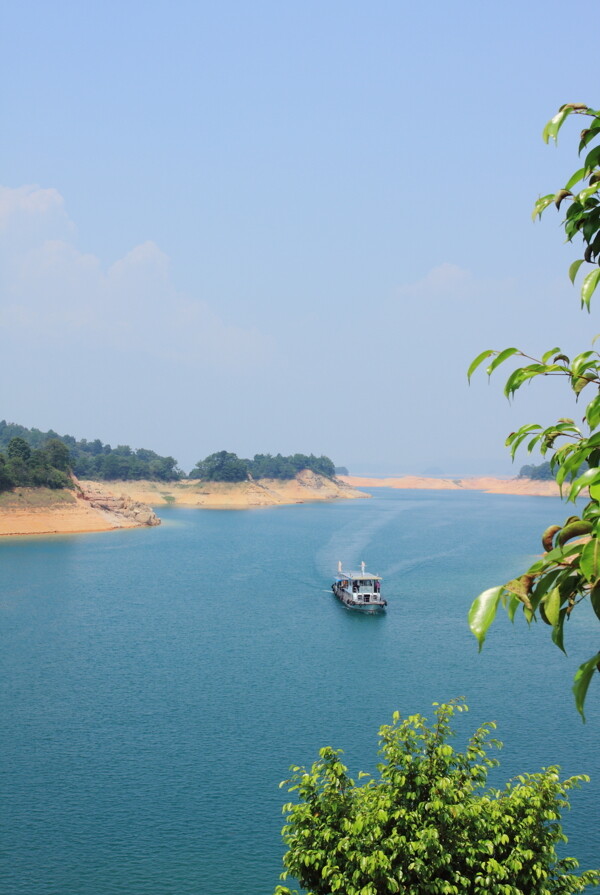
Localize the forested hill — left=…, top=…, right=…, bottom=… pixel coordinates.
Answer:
left=188, top=451, right=336, bottom=482
left=0, top=423, right=339, bottom=490
left=0, top=421, right=182, bottom=484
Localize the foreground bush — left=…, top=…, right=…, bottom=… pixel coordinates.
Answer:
left=275, top=701, right=599, bottom=895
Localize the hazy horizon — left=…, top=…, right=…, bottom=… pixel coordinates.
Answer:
left=2, top=1, right=598, bottom=477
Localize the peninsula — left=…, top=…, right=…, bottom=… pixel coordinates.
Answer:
left=0, top=424, right=367, bottom=535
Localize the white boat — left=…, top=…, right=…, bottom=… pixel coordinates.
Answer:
left=332, top=561, right=386, bottom=612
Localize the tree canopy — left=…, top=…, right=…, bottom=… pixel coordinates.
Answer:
left=0, top=421, right=182, bottom=483
left=468, top=104, right=600, bottom=717
left=0, top=436, right=72, bottom=491
left=275, top=701, right=599, bottom=895
left=518, top=461, right=554, bottom=480
left=188, top=451, right=336, bottom=482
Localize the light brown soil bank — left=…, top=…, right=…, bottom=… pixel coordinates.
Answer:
left=0, top=485, right=160, bottom=537
left=89, top=470, right=369, bottom=509
left=339, top=475, right=562, bottom=497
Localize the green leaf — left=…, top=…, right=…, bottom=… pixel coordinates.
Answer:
left=503, top=366, right=546, bottom=399
left=542, top=108, right=571, bottom=144
left=540, top=587, right=561, bottom=627
left=576, top=183, right=600, bottom=205
left=467, top=350, right=494, bottom=383
left=532, top=194, right=555, bottom=220
left=586, top=394, right=600, bottom=429
left=565, top=168, right=587, bottom=191
left=572, top=653, right=600, bottom=721
left=579, top=120, right=600, bottom=153
left=583, top=143, right=600, bottom=171
left=506, top=594, right=521, bottom=622
left=486, top=347, right=519, bottom=377
left=568, top=467, right=600, bottom=502
left=534, top=540, right=583, bottom=567
left=468, top=586, right=503, bottom=651
left=551, top=607, right=568, bottom=654
left=580, top=537, right=600, bottom=582
left=526, top=433, right=543, bottom=453
left=505, top=425, right=542, bottom=458
left=568, top=259, right=585, bottom=284
left=542, top=346, right=562, bottom=363
left=581, top=268, right=600, bottom=310
left=572, top=374, right=593, bottom=396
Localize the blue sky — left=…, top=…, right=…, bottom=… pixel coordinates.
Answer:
left=1, top=0, right=598, bottom=474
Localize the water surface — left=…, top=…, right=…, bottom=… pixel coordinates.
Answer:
left=1, top=489, right=598, bottom=893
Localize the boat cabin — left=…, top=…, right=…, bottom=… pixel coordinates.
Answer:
left=332, top=561, right=385, bottom=610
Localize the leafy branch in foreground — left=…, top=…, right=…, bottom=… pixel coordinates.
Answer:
left=534, top=103, right=600, bottom=311
left=468, top=104, right=600, bottom=719
left=275, top=701, right=599, bottom=895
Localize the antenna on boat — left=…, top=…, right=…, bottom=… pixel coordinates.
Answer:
left=361, top=560, right=365, bottom=574
left=338, top=560, right=342, bottom=573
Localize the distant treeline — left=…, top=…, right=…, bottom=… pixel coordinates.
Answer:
left=518, top=462, right=554, bottom=481
left=0, top=421, right=338, bottom=490
left=188, top=451, right=336, bottom=482
left=0, top=421, right=182, bottom=484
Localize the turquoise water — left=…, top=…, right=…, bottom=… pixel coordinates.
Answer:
left=1, top=488, right=598, bottom=894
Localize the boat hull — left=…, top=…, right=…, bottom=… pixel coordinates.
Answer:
left=331, top=584, right=387, bottom=612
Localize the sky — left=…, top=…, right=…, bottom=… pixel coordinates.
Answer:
left=1, top=0, right=598, bottom=475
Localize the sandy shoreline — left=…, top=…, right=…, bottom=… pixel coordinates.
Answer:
left=0, top=473, right=560, bottom=539
left=338, top=474, right=562, bottom=497
left=90, top=470, right=369, bottom=509
left=0, top=484, right=160, bottom=538
left=0, top=490, right=139, bottom=537
left=0, top=472, right=366, bottom=537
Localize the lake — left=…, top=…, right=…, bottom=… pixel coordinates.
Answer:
left=1, top=488, right=598, bottom=894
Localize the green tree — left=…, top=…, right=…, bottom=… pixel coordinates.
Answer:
left=7, top=436, right=31, bottom=463
left=44, top=438, right=71, bottom=472
left=189, top=451, right=249, bottom=482
left=468, top=104, right=600, bottom=718
left=5, top=455, right=31, bottom=486
left=275, top=701, right=599, bottom=895
left=0, top=455, right=14, bottom=491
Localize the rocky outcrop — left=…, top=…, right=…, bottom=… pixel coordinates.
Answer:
left=75, top=480, right=161, bottom=527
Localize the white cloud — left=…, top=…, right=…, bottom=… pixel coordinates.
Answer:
left=396, top=262, right=479, bottom=300
left=0, top=184, right=267, bottom=368
left=0, top=184, right=69, bottom=232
